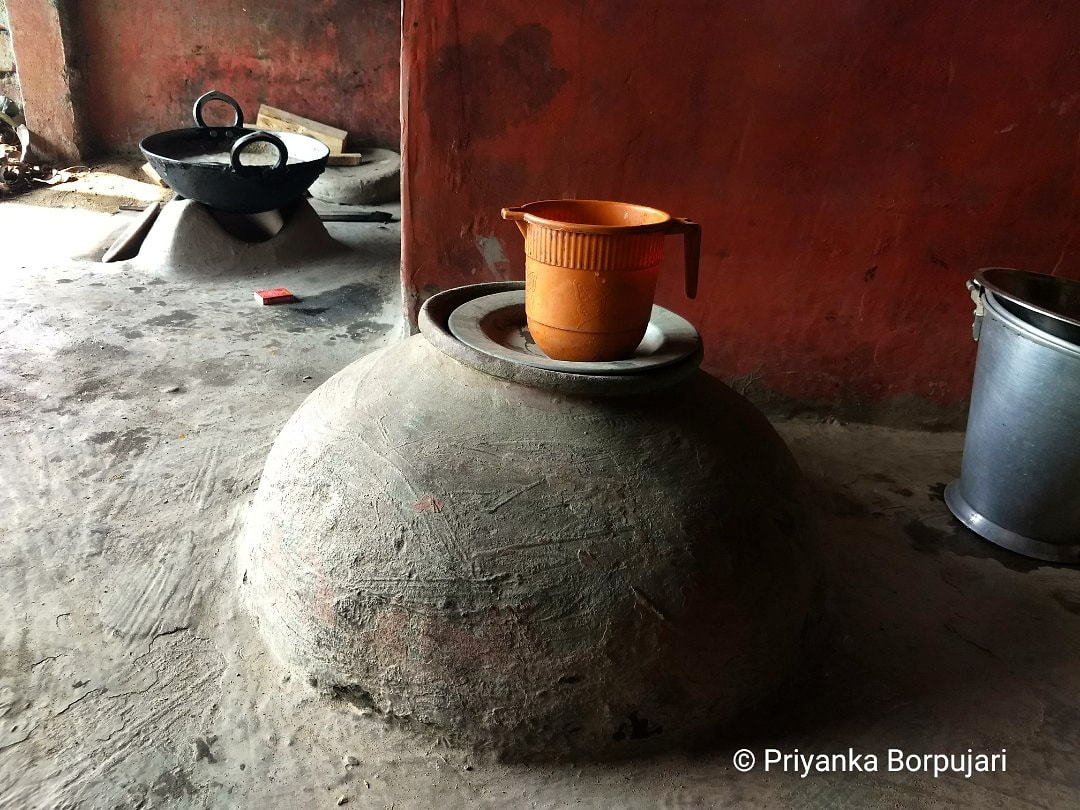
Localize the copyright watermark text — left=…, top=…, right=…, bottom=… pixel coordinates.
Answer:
left=732, top=748, right=1007, bottom=779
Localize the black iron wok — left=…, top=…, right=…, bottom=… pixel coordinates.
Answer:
left=140, top=91, right=330, bottom=214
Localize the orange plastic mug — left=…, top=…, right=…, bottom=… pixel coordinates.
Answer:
left=501, top=199, right=700, bottom=362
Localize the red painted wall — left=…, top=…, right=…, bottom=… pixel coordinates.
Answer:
left=72, top=0, right=400, bottom=153
left=402, top=0, right=1080, bottom=422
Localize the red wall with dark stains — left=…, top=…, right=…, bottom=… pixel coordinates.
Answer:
left=402, top=0, right=1080, bottom=423
left=71, top=0, right=400, bottom=153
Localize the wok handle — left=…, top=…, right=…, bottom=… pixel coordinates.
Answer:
left=193, top=90, right=244, bottom=129
left=230, top=131, right=288, bottom=176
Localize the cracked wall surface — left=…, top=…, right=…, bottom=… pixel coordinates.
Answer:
left=0, top=0, right=20, bottom=104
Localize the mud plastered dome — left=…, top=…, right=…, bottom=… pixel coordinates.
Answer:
left=239, top=283, right=821, bottom=758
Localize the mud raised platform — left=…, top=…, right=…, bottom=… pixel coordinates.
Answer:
left=239, top=283, right=822, bottom=758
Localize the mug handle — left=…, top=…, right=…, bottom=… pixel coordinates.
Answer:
left=667, top=217, right=701, bottom=299
left=501, top=206, right=528, bottom=238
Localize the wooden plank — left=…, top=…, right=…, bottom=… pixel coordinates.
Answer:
left=257, top=104, right=347, bottom=141
left=141, top=161, right=168, bottom=187
left=255, top=104, right=347, bottom=154
left=102, top=201, right=162, bottom=263
left=327, top=153, right=364, bottom=166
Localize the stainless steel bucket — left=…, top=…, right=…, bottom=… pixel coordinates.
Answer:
left=946, top=267, right=1080, bottom=563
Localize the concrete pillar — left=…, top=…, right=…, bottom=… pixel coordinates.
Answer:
left=5, top=0, right=81, bottom=161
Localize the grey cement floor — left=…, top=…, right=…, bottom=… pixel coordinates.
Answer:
left=1, top=195, right=1079, bottom=808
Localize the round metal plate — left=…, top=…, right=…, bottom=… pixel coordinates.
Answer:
left=447, top=290, right=700, bottom=376
left=944, top=480, right=1080, bottom=564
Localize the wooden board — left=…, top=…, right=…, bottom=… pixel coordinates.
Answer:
left=255, top=104, right=347, bottom=154
left=326, top=153, right=364, bottom=166
left=141, top=162, right=168, bottom=187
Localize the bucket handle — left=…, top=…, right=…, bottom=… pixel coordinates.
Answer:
left=967, top=279, right=985, bottom=342
left=499, top=208, right=701, bottom=299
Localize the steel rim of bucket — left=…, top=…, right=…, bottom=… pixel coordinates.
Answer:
left=975, top=266, right=1080, bottom=331
left=974, top=285, right=1080, bottom=359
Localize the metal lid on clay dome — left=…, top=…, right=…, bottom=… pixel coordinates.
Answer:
left=447, top=290, right=699, bottom=376
left=976, top=267, right=1080, bottom=330
left=419, top=282, right=703, bottom=396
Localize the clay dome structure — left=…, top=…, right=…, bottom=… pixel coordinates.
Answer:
left=238, top=282, right=821, bottom=758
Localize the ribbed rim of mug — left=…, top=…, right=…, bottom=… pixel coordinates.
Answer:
left=515, top=199, right=673, bottom=234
